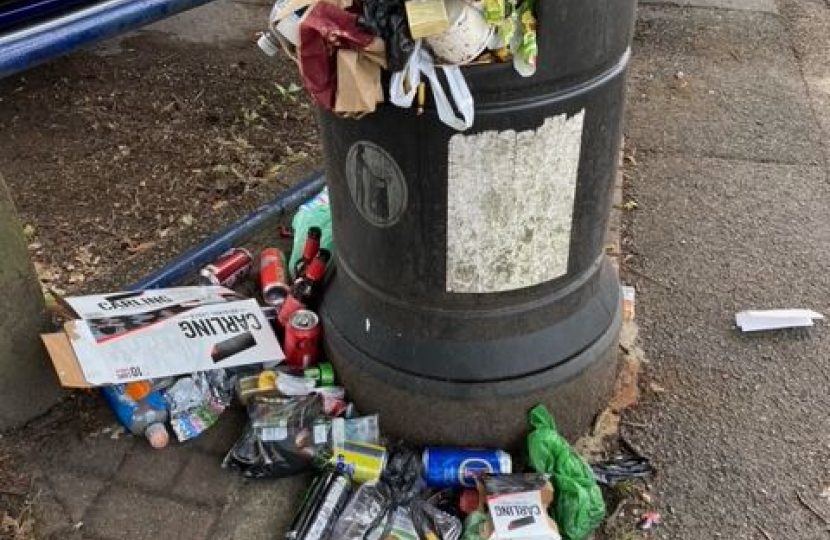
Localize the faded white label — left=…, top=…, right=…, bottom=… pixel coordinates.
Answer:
left=259, top=426, right=288, bottom=441
left=446, top=111, right=584, bottom=293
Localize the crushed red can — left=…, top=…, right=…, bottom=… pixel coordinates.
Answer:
left=284, top=309, right=321, bottom=370
left=277, top=294, right=306, bottom=328
left=199, top=248, right=253, bottom=288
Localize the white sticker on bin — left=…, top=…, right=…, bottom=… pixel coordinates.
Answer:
left=446, top=111, right=585, bottom=293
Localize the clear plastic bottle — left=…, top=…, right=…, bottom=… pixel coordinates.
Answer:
left=101, top=381, right=170, bottom=449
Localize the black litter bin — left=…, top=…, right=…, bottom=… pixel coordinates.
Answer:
left=320, top=0, right=637, bottom=448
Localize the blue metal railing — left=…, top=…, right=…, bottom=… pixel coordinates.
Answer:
left=129, top=172, right=326, bottom=290
left=0, top=0, right=218, bottom=78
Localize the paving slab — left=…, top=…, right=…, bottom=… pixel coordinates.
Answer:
left=624, top=153, right=830, bottom=539
left=777, top=0, right=830, bottom=165
left=640, top=0, right=778, bottom=14
left=626, top=6, right=824, bottom=165
left=35, top=430, right=135, bottom=479
left=170, top=451, right=244, bottom=505
left=209, top=476, right=310, bottom=540
left=115, top=444, right=190, bottom=492
left=83, top=484, right=216, bottom=540
left=46, top=471, right=106, bottom=524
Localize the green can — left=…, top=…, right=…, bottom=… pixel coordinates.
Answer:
left=304, top=362, right=335, bottom=386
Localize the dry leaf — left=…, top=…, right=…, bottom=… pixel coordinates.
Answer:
left=126, top=241, right=156, bottom=254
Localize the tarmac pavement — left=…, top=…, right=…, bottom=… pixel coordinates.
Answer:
left=624, top=0, right=830, bottom=538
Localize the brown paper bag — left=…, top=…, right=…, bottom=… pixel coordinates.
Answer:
left=334, top=38, right=388, bottom=116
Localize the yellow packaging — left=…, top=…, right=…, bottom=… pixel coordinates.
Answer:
left=405, top=0, right=450, bottom=39
left=330, top=441, right=388, bottom=483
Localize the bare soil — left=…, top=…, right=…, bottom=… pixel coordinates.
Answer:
left=0, top=32, right=321, bottom=294
left=0, top=31, right=322, bottom=535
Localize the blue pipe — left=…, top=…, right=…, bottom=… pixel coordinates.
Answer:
left=129, top=171, right=326, bottom=290
left=0, top=0, right=219, bottom=78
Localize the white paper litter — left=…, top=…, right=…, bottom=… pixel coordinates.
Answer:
left=735, top=309, right=824, bottom=332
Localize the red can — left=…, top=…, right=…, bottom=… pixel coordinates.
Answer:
left=284, top=309, right=321, bottom=370
left=277, top=294, right=306, bottom=328
left=199, top=248, right=253, bottom=288
left=259, top=248, right=290, bottom=307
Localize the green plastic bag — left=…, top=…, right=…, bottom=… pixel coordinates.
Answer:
left=289, top=188, right=334, bottom=279
left=527, top=405, right=605, bottom=540
left=460, top=510, right=490, bottom=540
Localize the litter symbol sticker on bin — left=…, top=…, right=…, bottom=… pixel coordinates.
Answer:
left=346, top=141, right=408, bottom=228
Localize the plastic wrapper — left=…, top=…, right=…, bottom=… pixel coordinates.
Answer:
left=289, top=189, right=334, bottom=281
left=223, top=394, right=326, bottom=478
left=358, top=0, right=416, bottom=71
left=223, top=394, right=380, bottom=478
left=330, top=481, right=392, bottom=539
left=527, top=405, right=604, bottom=540
left=165, top=371, right=232, bottom=442
left=288, top=468, right=354, bottom=540
left=482, top=473, right=560, bottom=540
left=382, top=444, right=426, bottom=506
left=411, top=498, right=462, bottom=540
left=512, top=0, right=537, bottom=77
left=299, top=1, right=376, bottom=109
left=460, top=510, right=491, bottom=540
left=235, top=369, right=349, bottom=416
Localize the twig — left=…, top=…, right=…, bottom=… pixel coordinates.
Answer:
left=0, top=488, right=27, bottom=497
left=796, top=491, right=830, bottom=525
left=621, top=420, right=650, bottom=429
left=757, top=525, right=773, bottom=540
left=624, top=267, right=673, bottom=290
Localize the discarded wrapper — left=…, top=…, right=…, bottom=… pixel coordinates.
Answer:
left=405, top=0, right=450, bottom=39
left=735, top=309, right=824, bottom=332
left=482, top=473, right=561, bottom=540
left=41, top=287, right=284, bottom=387
left=334, top=38, right=387, bottom=115
left=621, top=285, right=636, bottom=323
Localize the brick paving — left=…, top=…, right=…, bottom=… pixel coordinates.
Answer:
left=25, top=408, right=307, bottom=540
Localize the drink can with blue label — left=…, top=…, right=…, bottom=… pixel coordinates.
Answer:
left=422, top=447, right=512, bottom=488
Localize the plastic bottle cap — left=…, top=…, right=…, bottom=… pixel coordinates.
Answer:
left=145, top=423, right=169, bottom=449
left=257, top=33, right=281, bottom=57
left=258, top=370, right=278, bottom=390
left=125, top=381, right=152, bottom=401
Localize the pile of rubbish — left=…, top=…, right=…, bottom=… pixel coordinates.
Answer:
left=257, top=0, right=538, bottom=128
left=38, top=188, right=654, bottom=539
left=269, top=403, right=609, bottom=540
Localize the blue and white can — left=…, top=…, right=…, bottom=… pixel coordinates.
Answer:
left=422, top=447, right=512, bottom=488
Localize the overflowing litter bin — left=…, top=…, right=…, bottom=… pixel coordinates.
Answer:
left=307, top=0, right=638, bottom=447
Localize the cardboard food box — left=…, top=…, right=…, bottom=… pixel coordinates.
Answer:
left=41, top=287, right=285, bottom=388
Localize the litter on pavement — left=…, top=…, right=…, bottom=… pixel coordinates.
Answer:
left=735, top=309, right=824, bottom=332
left=37, top=188, right=641, bottom=538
